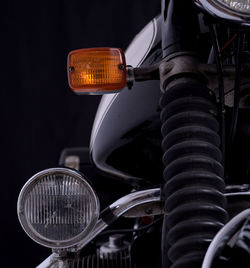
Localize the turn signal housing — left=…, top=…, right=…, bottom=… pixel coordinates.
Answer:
left=67, top=48, right=126, bottom=94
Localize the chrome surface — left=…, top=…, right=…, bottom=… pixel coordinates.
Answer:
left=122, top=201, right=163, bottom=218
left=36, top=253, right=62, bottom=268
left=64, top=155, right=80, bottom=170
left=109, top=188, right=161, bottom=218
left=37, top=188, right=250, bottom=267
left=226, top=191, right=250, bottom=197
left=75, top=188, right=161, bottom=251
left=210, top=0, right=250, bottom=16
left=99, top=234, right=130, bottom=258
left=37, top=188, right=161, bottom=268
left=17, top=168, right=100, bottom=249
left=197, top=0, right=250, bottom=25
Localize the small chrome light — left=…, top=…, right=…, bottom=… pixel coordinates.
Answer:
left=17, top=168, right=99, bottom=249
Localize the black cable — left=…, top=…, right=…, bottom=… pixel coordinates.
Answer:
left=98, top=216, right=163, bottom=237
left=209, top=24, right=225, bottom=167
left=228, top=32, right=243, bottom=146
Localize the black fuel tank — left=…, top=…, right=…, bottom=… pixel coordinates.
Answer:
left=90, top=17, right=163, bottom=187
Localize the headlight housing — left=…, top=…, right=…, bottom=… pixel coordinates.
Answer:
left=216, top=0, right=250, bottom=15
left=197, top=0, right=250, bottom=24
left=17, top=168, right=99, bottom=249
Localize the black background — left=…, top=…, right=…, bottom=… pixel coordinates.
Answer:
left=0, top=1, right=160, bottom=267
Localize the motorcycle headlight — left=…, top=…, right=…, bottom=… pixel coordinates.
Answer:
left=213, top=0, right=250, bottom=14
left=17, top=168, right=99, bottom=249
left=198, top=0, right=250, bottom=23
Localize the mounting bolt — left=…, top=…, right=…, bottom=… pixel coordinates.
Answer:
left=118, top=64, right=125, bottom=70
left=145, top=208, right=153, bottom=215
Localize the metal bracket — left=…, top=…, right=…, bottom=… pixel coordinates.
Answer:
left=126, top=64, right=160, bottom=89
left=159, top=51, right=250, bottom=107
left=122, top=200, right=164, bottom=218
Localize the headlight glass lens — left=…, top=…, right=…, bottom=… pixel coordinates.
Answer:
left=216, top=0, right=250, bottom=14
left=17, top=168, right=99, bottom=248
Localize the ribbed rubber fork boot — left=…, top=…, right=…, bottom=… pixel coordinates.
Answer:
left=160, top=81, right=228, bottom=268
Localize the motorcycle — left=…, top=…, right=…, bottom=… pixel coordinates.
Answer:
left=16, top=0, right=250, bottom=267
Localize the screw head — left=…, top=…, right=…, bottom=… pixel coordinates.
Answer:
left=118, top=64, right=125, bottom=70
left=69, top=67, right=75, bottom=73
left=145, top=208, right=153, bottom=215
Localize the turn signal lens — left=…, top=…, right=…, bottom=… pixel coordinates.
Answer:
left=67, top=48, right=126, bottom=94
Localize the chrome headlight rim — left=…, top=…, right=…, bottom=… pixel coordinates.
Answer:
left=197, top=0, right=250, bottom=25
left=17, top=167, right=100, bottom=249
left=209, top=0, right=250, bottom=17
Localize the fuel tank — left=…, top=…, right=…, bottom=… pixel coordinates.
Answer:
left=90, top=16, right=163, bottom=187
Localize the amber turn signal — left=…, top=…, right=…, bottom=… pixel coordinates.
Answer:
left=67, top=48, right=127, bottom=94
